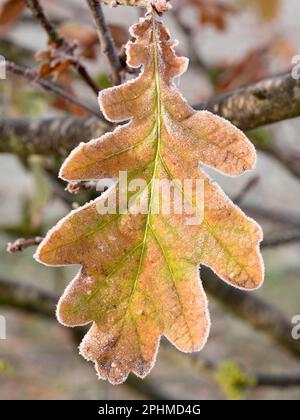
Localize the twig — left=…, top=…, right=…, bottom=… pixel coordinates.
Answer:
left=26, top=0, right=100, bottom=96
left=0, top=277, right=56, bottom=317
left=161, top=345, right=300, bottom=389
left=260, top=144, right=300, bottom=180
left=256, top=373, right=300, bottom=387
left=7, top=237, right=43, bottom=254
left=25, top=0, right=63, bottom=46
left=6, top=61, right=100, bottom=118
left=234, top=176, right=260, bottom=205
left=173, top=7, right=208, bottom=72
left=66, top=181, right=99, bottom=195
left=262, top=230, right=300, bottom=248
left=244, top=204, right=300, bottom=228
left=0, top=116, right=109, bottom=157
left=5, top=224, right=300, bottom=256
left=86, top=0, right=123, bottom=85
left=101, top=0, right=149, bottom=6
left=201, top=266, right=300, bottom=359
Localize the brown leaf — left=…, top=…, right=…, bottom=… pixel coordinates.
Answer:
left=0, top=0, right=24, bottom=28
left=36, top=10, right=264, bottom=384
left=58, top=23, right=128, bottom=59
left=35, top=42, right=78, bottom=79
left=253, top=0, right=280, bottom=21
left=217, top=48, right=269, bottom=93
left=188, top=0, right=237, bottom=31
left=51, top=70, right=90, bottom=117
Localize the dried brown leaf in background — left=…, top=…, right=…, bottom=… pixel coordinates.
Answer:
left=217, top=48, right=269, bottom=93
left=253, top=0, right=280, bottom=21
left=59, top=23, right=128, bottom=60
left=35, top=42, right=76, bottom=79
left=0, top=0, right=24, bottom=28
left=187, top=0, right=236, bottom=31
left=36, top=9, right=264, bottom=384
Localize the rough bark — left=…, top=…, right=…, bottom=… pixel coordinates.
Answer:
left=1, top=72, right=299, bottom=157
left=0, top=117, right=109, bottom=157
left=196, top=72, right=300, bottom=131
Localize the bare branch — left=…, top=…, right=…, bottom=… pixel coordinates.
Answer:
left=5, top=61, right=100, bottom=118
left=256, top=373, right=300, bottom=387
left=1, top=72, right=299, bottom=157
left=162, top=346, right=300, bottom=389
left=196, top=72, right=300, bottom=132
left=100, top=0, right=149, bottom=6
left=86, top=0, right=123, bottom=85
left=244, top=205, right=300, bottom=228
left=201, top=267, right=300, bottom=359
left=7, top=237, right=43, bottom=254
left=0, top=116, right=109, bottom=157
left=259, top=143, right=300, bottom=180
left=1, top=261, right=300, bottom=359
left=262, top=230, right=300, bottom=248
left=172, top=7, right=208, bottom=72
left=25, top=0, right=64, bottom=46
left=1, top=277, right=300, bottom=391
left=66, top=181, right=99, bottom=195
left=0, top=278, right=56, bottom=317
left=233, top=176, right=260, bottom=205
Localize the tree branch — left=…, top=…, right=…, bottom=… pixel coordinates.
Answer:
left=0, top=116, right=108, bottom=157
left=1, top=270, right=300, bottom=359
left=1, top=276, right=300, bottom=393
left=196, top=72, right=300, bottom=132
left=6, top=61, right=100, bottom=118
left=262, top=230, right=300, bottom=248
left=86, top=0, right=123, bottom=85
left=7, top=237, right=43, bottom=254
left=101, top=0, right=149, bottom=7
left=0, top=277, right=56, bottom=317
left=25, top=0, right=64, bottom=46
left=162, top=345, right=300, bottom=389
left=256, top=373, right=300, bottom=387
left=201, top=267, right=300, bottom=359
left=1, top=72, right=298, bottom=156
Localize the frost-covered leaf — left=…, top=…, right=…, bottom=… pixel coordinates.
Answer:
left=36, top=9, right=264, bottom=385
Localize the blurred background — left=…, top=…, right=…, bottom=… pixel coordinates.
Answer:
left=0, top=0, right=300, bottom=400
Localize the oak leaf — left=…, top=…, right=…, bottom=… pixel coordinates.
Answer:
left=35, top=9, right=264, bottom=384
